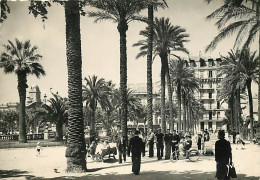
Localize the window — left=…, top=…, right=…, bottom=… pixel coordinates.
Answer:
left=209, top=102, right=212, bottom=109
left=217, top=112, right=220, bottom=120
left=209, top=111, right=212, bottom=120
left=208, top=122, right=212, bottom=129
left=209, top=82, right=213, bottom=88
left=209, top=71, right=213, bottom=78
left=209, top=93, right=212, bottom=99
left=217, top=101, right=220, bottom=109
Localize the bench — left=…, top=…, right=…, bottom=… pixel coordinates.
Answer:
left=100, top=147, right=117, bottom=162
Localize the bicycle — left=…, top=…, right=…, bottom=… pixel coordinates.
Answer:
left=170, top=144, right=200, bottom=162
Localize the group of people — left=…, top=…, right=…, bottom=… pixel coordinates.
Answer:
left=146, top=128, right=193, bottom=160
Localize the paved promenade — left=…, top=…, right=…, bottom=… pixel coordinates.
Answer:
left=0, top=139, right=259, bottom=180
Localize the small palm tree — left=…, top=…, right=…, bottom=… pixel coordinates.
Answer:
left=82, top=75, right=112, bottom=137
left=0, top=39, right=45, bottom=143
left=88, top=0, right=147, bottom=138
left=42, top=93, right=68, bottom=141
left=134, top=17, right=189, bottom=133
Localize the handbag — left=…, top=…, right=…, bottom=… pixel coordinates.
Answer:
left=228, top=162, right=237, bottom=178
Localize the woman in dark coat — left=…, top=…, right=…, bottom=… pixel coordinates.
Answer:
left=128, top=130, right=145, bottom=175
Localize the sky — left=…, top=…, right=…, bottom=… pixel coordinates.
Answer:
left=0, top=0, right=258, bottom=104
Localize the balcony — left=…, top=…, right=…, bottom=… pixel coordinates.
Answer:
left=199, top=88, right=214, bottom=92
left=200, top=98, right=215, bottom=102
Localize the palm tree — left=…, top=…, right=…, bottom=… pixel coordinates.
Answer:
left=205, top=0, right=260, bottom=125
left=0, top=39, right=45, bottom=143
left=0, top=0, right=88, bottom=172
left=219, top=49, right=259, bottom=139
left=88, top=0, right=147, bottom=138
left=169, top=59, right=199, bottom=133
left=82, top=75, right=111, bottom=137
left=42, top=93, right=68, bottom=141
left=146, top=0, right=167, bottom=133
left=134, top=17, right=189, bottom=133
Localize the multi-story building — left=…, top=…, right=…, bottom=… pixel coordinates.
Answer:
left=187, top=57, right=227, bottom=132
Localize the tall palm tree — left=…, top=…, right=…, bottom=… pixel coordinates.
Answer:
left=169, top=59, right=198, bottom=133
left=88, top=0, right=147, bottom=138
left=146, top=0, right=167, bottom=133
left=0, top=0, right=89, bottom=172
left=134, top=17, right=189, bottom=133
left=219, top=49, right=259, bottom=139
left=205, top=0, right=260, bottom=125
left=0, top=39, right=45, bottom=143
left=82, top=75, right=111, bottom=137
left=42, top=93, right=68, bottom=141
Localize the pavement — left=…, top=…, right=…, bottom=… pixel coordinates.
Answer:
left=0, top=137, right=260, bottom=180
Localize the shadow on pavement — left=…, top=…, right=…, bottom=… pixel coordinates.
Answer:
left=44, top=170, right=260, bottom=180
left=0, top=169, right=38, bottom=179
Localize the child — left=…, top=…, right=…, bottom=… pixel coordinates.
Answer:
left=36, top=142, right=42, bottom=156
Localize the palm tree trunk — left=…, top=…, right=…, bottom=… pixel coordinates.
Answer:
left=236, top=89, right=241, bottom=132
left=186, top=99, right=190, bottom=133
left=177, top=84, right=182, bottom=133
left=56, top=119, right=63, bottom=141
left=246, top=78, right=254, bottom=140
left=146, top=1, right=154, bottom=132
left=117, top=19, right=128, bottom=138
left=160, top=55, right=167, bottom=134
left=64, top=1, right=86, bottom=172
left=182, top=90, right=187, bottom=134
left=166, top=64, right=174, bottom=132
left=257, top=1, right=260, bottom=125
left=90, top=107, right=96, bottom=137
left=17, top=72, right=27, bottom=143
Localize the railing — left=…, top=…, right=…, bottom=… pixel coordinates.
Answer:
left=0, top=133, right=44, bottom=141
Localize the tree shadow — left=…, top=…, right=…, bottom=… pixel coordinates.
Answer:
left=45, top=170, right=260, bottom=180
left=0, top=169, right=36, bottom=179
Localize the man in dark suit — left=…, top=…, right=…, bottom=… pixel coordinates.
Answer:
left=117, top=131, right=127, bottom=164
left=215, top=130, right=232, bottom=180
left=128, top=130, right=144, bottom=175
left=156, top=128, right=164, bottom=160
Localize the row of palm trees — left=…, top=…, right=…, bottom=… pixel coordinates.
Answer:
left=0, top=0, right=259, bottom=172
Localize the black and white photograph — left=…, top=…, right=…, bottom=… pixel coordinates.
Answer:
left=0, top=0, right=259, bottom=179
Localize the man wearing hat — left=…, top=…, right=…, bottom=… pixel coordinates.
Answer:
left=215, top=130, right=232, bottom=180
left=128, top=130, right=145, bottom=175
left=117, top=130, right=127, bottom=164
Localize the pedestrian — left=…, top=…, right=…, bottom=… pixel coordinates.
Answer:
left=128, top=130, right=145, bottom=175
left=147, top=129, right=155, bottom=157
left=184, top=135, right=192, bottom=158
left=155, top=128, right=164, bottom=160
left=117, top=131, right=127, bottom=163
left=197, top=133, right=202, bottom=154
left=164, top=129, right=172, bottom=160
left=36, top=142, right=43, bottom=157
left=215, top=130, right=232, bottom=180
left=236, top=132, right=245, bottom=149
left=89, top=141, right=97, bottom=160
left=171, top=130, right=180, bottom=155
